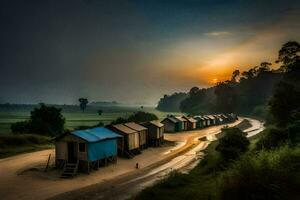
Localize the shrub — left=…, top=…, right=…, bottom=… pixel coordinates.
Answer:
left=11, top=121, right=31, bottom=134
left=219, top=146, right=300, bottom=200
left=255, top=127, right=287, bottom=150
left=127, top=111, right=158, bottom=123
left=0, top=134, right=51, bottom=146
left=287, top=121, right=300, bottom=145
left=216, top=128, right=250, bottom=161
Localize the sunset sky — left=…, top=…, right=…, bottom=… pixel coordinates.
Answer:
left=0, top=0, right=299, bottom=105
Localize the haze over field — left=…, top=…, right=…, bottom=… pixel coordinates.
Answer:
left=0, top=0, right=299, bottom=105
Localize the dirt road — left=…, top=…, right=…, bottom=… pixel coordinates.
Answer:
left=0, top=119, right=254, bottom=200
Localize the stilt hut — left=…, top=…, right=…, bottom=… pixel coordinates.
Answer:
left=182, top=116, right=197, bottom=130
left=143, top=120, right=164, bottom=146
left=55, top=127, right=121, bottom=175
left=176, top=116, right=188, bottom=131
left=161, top=116, right=183, bottom=132
left=108, top=124, right=140, bottom=157
left=124, top=122, right=148, bottom=149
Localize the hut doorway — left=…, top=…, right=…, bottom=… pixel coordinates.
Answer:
left=67, top=142, right=77, bottom=163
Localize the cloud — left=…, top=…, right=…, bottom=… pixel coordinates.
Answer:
left=204, top=31, right=232, bottom=36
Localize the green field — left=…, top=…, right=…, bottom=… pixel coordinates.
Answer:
left=0, top=105, right=180, bottom=134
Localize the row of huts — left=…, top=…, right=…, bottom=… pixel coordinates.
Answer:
left=55, top=113, right=237, bottom=176
left=161, top=113, right=237, bottom=133
left=55, top=120, right=164, bottom=174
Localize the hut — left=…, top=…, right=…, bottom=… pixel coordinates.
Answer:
left=143, top=120, right=164, bottom=146
left=55, top=127, right=122, bottom=175
left=194, top=116, right=206, bottom=128
left=214, top=114, right=224, bottom=124
left=182, top=116, right=197, bottom=130
left=220, top=114, right=230, bottom=123
left=108, top=124, right=140, bottom=157
left=124, top=122, right=148, bottom=149
left=161, top=116, right=183, bottom=132
left=203, top=116, right=211, bottom=126
left=207, top=115, right=216, bottom=125
left=175, top=116, right=188, bottom=131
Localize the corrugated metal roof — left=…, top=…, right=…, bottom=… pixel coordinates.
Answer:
left=71, top=127, right=122, bottom=143
left=112, top=124, right=137, bottom=134
left=149, top=120, right=164, bottom=127
left=124, top=122, right=147, bottom=131
left=187, top=117, right=197, bottom=123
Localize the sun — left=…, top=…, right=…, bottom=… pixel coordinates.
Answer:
left=212, top=78, right=218, bottom=84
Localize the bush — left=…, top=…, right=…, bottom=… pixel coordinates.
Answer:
left=216, top=128, right=250, bottom=161
left=127, top=111, right=158, bottom=123
left=11, top=121, right=31, bottom=134
left=219, top=146, right=300, bottom=200
left=255, top=127, right=288, bottom=150
left=287, top=121, right=300, bottom=145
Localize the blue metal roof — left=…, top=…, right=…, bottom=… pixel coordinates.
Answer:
left=71, top=127, right=122, bottom=143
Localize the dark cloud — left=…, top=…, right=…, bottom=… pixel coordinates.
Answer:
left=0, top=0, right=299, bottom=104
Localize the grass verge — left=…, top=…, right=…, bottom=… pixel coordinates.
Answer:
left=0, top=134, right=53, bottom=158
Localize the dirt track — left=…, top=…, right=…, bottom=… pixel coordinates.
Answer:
left=0, top=120, right=244, bottom=200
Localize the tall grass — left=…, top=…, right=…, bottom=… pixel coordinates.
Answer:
left=219, top=146, right=300, bottom=200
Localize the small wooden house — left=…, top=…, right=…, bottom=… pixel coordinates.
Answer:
left=176, top=116, right=188, bottom=131
left=203, top=116, right=211, bottom=126
left=143, top=120, right=164, bottom=146
left=161, top=116, right=183, bottom=132
left=194, top=116, right=205, bottom=128
left=207, top=115, right=216, bottom=125
left=108, top=124, right=140, bottom=156
left=124, top=122, right=148, bottom=149
left=214, top=114, right=223, bottom=124
left=55, top=127, right=122, bottom=174
left=182, top=116, right=197, bottom=130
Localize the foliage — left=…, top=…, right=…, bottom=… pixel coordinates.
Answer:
left=156, top=92, right=188, bottom=112
left=78, top=98, right=88, bottom=112
left=219, top=146, right=300, bottom=200
left=111, top=111, right=158, bottom=124
left=216, top=128, right=249, bottom=160
left=10, top=103, right=65, bottom=136
left=110, top=117, right=129, bottom=125
left=255, top=127, right=287, bottom=150
left=11, top=121, right=31, bottom=134
left=276, top=41, right=300, bottom=71
left=97, top=109, right=103, bottom=115
left=127, top=111, right=158, bottom=123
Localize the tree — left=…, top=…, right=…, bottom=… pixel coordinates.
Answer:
left=257, top=62, right=271, bottom=74
left=216, top=128, right=249, bottom=160
left=276, top=41, right=300, bottom=71
left=231, top=69, right=240, bottom=82
left=269, top=81, right=300, bottom=126
left=30, top=103, right=65, bottom=136
left=97, top=109, right=103, bottom=116
left=78, top=98, right=88, bottom=112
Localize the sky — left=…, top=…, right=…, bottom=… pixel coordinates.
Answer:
left=0, top=0, right=299, bottom=105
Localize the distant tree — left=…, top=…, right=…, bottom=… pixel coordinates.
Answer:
left=216, top=128, right=249, bottom=160
left=276, top=41, right=300, bottom=71
left=140, top=106, right=144, bottom=109
left=78, top=98, right=88, bottom=112
left=231, top=69, right=240, bottom=82
left=156, top=92, right=188, bottom=112
left=257, top=62, right=271, bottom=74
left=97, top=109, right=103, bottom=116
left=214, top=82, right=238, bottom=113
left=30, top=103, right=65, bottom=136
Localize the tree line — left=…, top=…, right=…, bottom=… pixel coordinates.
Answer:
left=157, top=41, right=300, bottom=120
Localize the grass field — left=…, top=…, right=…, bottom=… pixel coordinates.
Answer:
left=0, top=105, right=181, bottom=134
